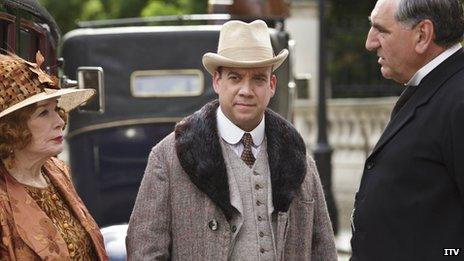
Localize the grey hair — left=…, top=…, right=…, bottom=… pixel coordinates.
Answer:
left=395, top=0, right=464, bottom=47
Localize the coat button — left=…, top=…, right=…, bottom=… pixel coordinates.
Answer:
left=257, top=216, right=263, bottom=221
left=255, top=184, right=261, bottom=190
left=366, top=161, right=374, bottom=170
left=208, top=219, right=218, bottom=231
left=256, top=200, right=262, bottom=206
left=260, top=248, right=265, bottom=253
left=259, top=231, right=264, bottom=237
left=231, top=225, right=237, bottom=232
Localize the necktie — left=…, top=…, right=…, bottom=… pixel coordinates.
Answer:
left=240, top=133, right=255, bottom=168
left=390, top=85, right=419, bottom=119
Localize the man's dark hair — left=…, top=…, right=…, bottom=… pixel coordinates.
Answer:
left=216, top=66, right=223, bottom=76
left=395, top=0, right=464, bottom=47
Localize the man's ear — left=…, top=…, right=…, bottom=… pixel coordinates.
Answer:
left=270, top=74, right=277, bottom=97
left=415, top=19, right=435, bottom=54
left=212, top=71, right=221, bottom=94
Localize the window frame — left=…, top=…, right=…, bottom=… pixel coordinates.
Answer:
left=19, top=18, right=46, bottom=62
left=0, top=12, right=16, bottom=53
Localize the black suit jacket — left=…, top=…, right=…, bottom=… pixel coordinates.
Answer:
left=351, top=49, right=464, bottom=261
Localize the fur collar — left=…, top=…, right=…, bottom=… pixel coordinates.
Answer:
left=175, top=100, right=307, bottom=220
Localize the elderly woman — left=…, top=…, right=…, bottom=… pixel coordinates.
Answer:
left=0, top=52, right=108, bottom=260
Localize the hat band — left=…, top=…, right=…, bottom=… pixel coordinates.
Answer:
left=218, top=46, right=274, bottom=62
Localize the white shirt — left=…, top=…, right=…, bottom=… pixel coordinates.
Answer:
left=216, top=107, right=265, bottom=158
left=406, top=43, right=462, bottom=86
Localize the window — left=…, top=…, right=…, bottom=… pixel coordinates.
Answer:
left=19, top=28, right=38, bottom=60
left=0, top=20, right=6, bottom=51
left=18, top=19, right=46, bottom=62
left=0, top=13, right=15, bottom=53
left=131, top=69, right=204, bottom=97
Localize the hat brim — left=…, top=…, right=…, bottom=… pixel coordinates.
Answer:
left=202, top=49, right=289, bottom=75
left=0, top=88, right=95, bottom=118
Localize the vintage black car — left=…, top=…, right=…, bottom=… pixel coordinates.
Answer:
left=62, top=17, right=294, bottom=228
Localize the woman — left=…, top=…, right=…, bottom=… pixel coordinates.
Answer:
left=0, top=52, right=108, bottom=260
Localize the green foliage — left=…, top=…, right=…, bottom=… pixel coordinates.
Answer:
left=141, top=0, right=208, bottom=17
left=38, top=0, right=208, bottom=33
left=39, top=0, right=83, bottom=34
left=119, top=0, right=151, bottom=18
left=141, top=0, right=182, bottom=16
left=327, top=0, right=400, bottom=98
left=183, top=0, right=208, bottom=14
left=81, top=0, right=106, bottom=21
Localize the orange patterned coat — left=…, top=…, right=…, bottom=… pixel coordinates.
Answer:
left=0, top=157, right=108, bottom=260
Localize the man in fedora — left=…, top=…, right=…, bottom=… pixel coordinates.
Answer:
left=126, top=20, right=337, bottom=260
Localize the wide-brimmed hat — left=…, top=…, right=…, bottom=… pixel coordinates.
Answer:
left=0, top=51, right=95, bottom=118
left=202, top=20, right=288, bottom=75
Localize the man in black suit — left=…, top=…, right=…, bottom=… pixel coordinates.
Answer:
left=351, top=0, right=464, bottom=260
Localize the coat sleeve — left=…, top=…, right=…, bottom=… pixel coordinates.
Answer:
left=126, top=138, right=172, bottom=261
left=308, top=157, right=338, bottom=261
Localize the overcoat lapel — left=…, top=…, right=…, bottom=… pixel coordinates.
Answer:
left=175, top=100, right=233, bottom=220
left=369, top=49, right=464, bottom=158
left=2, top=166, right=69, bottom=260
left=175, top=100, right=307, bottom=221
left=0, top=159, right=106, bottom=260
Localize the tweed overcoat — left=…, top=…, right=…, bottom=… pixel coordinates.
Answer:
left=0, top=157, right=108, bottom=260
left=351, top=49, right=464, bottom=260
left=127, top=100, right=337, bottom=260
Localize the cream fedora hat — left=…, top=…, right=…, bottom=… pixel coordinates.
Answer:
left=202, top=19, right=288, bottom=75
left=0, top=52, right=95, bottom=118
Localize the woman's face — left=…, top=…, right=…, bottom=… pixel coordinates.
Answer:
left=23, top=99, right=65, bottom=157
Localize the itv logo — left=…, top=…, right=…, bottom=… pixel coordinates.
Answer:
left=443, top=248, right=461, bottom=256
